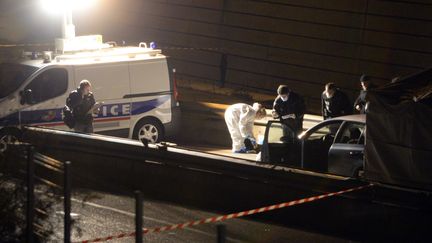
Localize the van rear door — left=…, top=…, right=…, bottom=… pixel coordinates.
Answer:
left=127, top=59, right=173, bottom=127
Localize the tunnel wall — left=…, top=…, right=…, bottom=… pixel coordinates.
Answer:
left=83, top=0, right=431, bottom=112
left=1, top=0, right=432, bottom=113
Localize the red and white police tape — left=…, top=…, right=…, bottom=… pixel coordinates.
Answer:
left=77, top=183, right=374, bottom=243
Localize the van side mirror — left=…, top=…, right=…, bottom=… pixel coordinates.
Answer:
left=20, top=89, right=35, bottom=105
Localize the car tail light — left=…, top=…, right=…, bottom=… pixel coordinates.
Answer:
left=172, top=68, right=179, bottom=102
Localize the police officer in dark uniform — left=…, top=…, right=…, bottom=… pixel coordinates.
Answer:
left=321, top=82, right=352, bottom=120
left=66, top=80, right=96, bottom=133
left=354, top=74, right=373, bottom=114
left=272, top=85, right=305, bottom=135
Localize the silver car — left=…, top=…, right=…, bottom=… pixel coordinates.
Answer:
left=261, top=114, right=365, bottom=177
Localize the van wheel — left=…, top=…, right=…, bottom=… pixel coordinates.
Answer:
left=133, top=118, right=164, bottom=143
left=0, top=128, right=22, bottom=155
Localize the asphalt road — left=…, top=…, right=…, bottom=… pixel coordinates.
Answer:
left=45, top=189, right=353, bottom=243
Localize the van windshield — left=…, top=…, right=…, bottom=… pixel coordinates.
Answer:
left=0, top=63, right=38, bottom=99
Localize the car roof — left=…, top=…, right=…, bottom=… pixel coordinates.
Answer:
left=299, top=114, right=365, bottom=138
left=326, top=114, right=365, bottom=123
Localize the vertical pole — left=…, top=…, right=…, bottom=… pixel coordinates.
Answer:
left=62, top=11, right=67, bottom=39
left=62, top=9, right=75, bottom=39
left=67, top=9, right=73, bottom=26
left=217, top=224, right=226, bottom=243
left=135, top=190, right=143, bottom=243
left=26, top=146, right=35, bottom=243
left=64, top=161, right=71, bottom=243
left=66, top=9, right=75, bottom=39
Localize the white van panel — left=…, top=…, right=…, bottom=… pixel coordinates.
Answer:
left=92, top=98, right=131, bottom=133
left=129, top=60, right=170, bottom=94
left=74, top=63, right=131, bottom=101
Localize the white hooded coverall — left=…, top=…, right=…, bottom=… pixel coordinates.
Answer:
left=224, top=103, right=257, bottom=151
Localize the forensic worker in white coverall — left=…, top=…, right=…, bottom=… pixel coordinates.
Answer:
left=224, top=103, right=267, bottom=153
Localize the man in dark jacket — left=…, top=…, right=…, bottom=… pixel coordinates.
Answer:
left=66, top=80, right=96, bottom=133
left=272, top=85, right=305, bottom=134
left=321, top=83, right=352, bottom=120
left=354, top=74, right=373, bottom=114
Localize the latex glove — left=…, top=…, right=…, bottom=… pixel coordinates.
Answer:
left=249, top=137, right=257, bottom=147
left=281, top=114, right=296, bottom=119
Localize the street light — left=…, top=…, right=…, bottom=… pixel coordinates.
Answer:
left=40, top=0, right=98, bottom=39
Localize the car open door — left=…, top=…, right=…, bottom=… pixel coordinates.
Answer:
left=260, top=120, right=301, bottom=166
left=328, top=122, right=365, bottom=177
left=301, top=120, right=343, bottom=172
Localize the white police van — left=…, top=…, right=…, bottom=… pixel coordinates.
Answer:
left=0, top=39, right=180, bottom=152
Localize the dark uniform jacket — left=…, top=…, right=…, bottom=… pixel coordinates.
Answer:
left=272, top=91, right=305, bottom=133
left=66, top=89, right=96, bottom=125
left=354, top=90, right=368, bottom=114
left=321, top=89, right=352, bottom=120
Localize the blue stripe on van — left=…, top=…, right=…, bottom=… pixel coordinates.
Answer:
left=131, top=95, right=170, bottom=115
left=21, top=109, right=63, bottom=125
left=0, top=96, right=170, bottom=127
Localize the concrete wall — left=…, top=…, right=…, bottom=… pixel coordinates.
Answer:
left=73, top=0, right=432, bottom=113
left=1, top=0, right=432, bottom=112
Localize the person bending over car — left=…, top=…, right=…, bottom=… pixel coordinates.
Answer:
left=321, top=82, right=352, bottom=120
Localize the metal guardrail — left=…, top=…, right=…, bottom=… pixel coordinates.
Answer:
left=6, top=142, right=223, bottom=243
left=5, top=143, right=72, bottom=243
left=6, top=143, right=226, bottom=243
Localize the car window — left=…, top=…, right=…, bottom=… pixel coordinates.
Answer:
left=267, top=122, right=284, bottom=144
left=267, top=122, right=298, bottom=144
left=335, top=122, right=365, bottom=144
left=25, top=68, right=68, bottom=104
left=304, top=121, right=343, bottom=141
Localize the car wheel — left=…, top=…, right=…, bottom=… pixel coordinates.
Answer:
left=133, top=118, right=164, bottom=143
left=0, top=128, right=22, bottom=155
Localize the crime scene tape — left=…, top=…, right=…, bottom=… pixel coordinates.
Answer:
left=77, top=183, right=373, bottom=243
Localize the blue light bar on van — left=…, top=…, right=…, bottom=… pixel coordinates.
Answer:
left=150, top=42, right=157, bottom=49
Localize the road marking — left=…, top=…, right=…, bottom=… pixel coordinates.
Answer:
left=70, top=197, right=244, bottom=242
left=78, top=184, right=372, bottom=243
left=35, top=187, right=244, bottom=241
